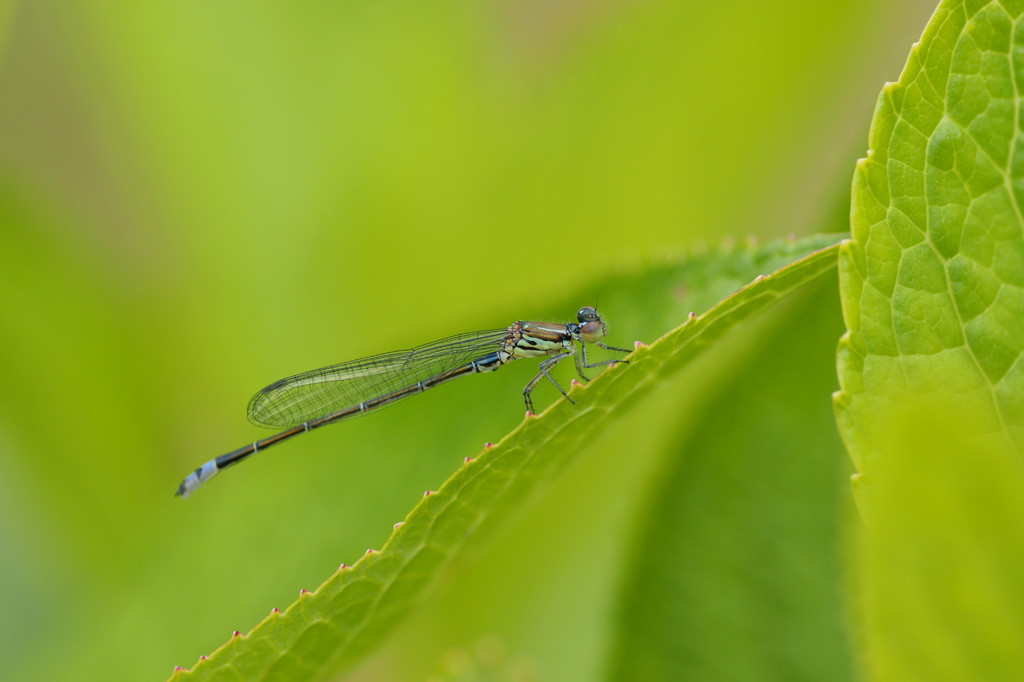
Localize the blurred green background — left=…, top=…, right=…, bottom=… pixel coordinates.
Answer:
left=0, top=1, right=936, bottom=680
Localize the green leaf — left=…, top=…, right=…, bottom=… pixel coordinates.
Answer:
left=837, top=1, right=1024, bottom=680
left=857, top=406, right=1024, bottom=682
left=836, top=0, right=1024, bottom=477
left=170, top=234, right=844, bottom=681
left=608, top=273, right=854, bottom=681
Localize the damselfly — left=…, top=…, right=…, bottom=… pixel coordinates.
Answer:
left=175, top=306, right=630, bottom=497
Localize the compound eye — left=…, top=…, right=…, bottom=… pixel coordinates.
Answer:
left=577, top=306, right=599, bottom=323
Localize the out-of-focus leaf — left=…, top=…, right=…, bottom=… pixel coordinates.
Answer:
left=609, top=276, right=853, bottom=682
left=857, top=406, right=1024, bottom=682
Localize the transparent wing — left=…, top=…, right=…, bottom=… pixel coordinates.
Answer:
left=247, top=327, right=511, bottom=427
